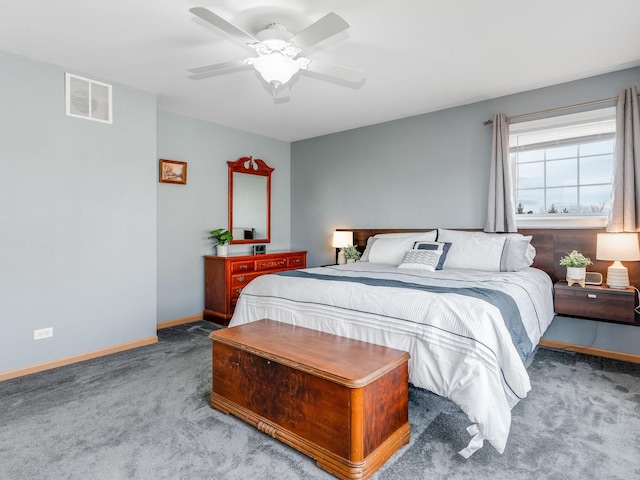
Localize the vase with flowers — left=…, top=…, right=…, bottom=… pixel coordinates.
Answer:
left=559, top=250, right=593, bottom=287
left=342, top=245, right=361, bottom=263
left=208, top=228, right=233, bottom=256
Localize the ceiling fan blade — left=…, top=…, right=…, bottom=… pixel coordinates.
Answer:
left=187, top=59, right=250, bottom=75
left=289, top=12, right=349, bottom=50
left=189, top=7, right=259, bottom=46
left=304, top=59, right=365, bottom=84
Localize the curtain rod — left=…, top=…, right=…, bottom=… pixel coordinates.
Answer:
left=482, top=96, right=620, bottom=126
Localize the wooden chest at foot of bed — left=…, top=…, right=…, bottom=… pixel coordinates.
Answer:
left=209, top=319, right=411, bottom=480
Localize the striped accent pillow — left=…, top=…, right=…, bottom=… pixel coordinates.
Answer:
left=412, top=241, right=451, bottom=270
left=397, top=250, right=443, bottom=271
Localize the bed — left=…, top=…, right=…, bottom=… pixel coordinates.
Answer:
left=229, top=228, right=556, bottom=457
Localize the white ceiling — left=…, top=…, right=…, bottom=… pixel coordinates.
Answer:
left=1, top=0, right=639, bottom=142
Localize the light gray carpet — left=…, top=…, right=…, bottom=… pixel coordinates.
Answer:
left=1, top=321, right=639, bottom=480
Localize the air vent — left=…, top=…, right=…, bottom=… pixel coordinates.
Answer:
left=65, top=73, right=112, bottom=124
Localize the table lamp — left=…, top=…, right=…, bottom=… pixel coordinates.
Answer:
left=332, top=231, right=353, bottom=265
left=596, top=233, right=640, bottom=289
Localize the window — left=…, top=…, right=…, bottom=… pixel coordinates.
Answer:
left=510, top=108, right=615, bottom=222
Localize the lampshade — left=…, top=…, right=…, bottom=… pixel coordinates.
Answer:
left=596, top=233, right=640, bottom=289
left=252, top=53, right=299, bottom=87
left=332, top=231, right=353, bottom=248
left=596, top=233, right=640, bottom=261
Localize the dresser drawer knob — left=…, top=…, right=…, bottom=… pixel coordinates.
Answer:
left=259, top=263, right=266, bottom=267
left=237, top=276, right=244, bottom=282
left=587, top=294, right=597, bottom=299
left=278, top=261, right=285, bottom=265
left=235, top=288, right=243, bottom=294
left=240, top=265, right=248, bottom=269
left=293, top=259, right=300, bottom=263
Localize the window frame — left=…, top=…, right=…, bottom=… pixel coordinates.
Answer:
left=509, top=107, right=616, bottom=228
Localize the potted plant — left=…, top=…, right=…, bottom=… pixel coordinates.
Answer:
left=208, top=228, right=233, bottom=256
left=342, top=244, right=361, bottom=263
left=559, top=250, right=593, bottom=287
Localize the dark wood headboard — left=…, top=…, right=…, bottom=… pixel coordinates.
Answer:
left=341, top=227, right=640, bottom=286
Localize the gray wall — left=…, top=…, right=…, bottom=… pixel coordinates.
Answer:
left=291, top=66, right=640, bottom=355
left=156, top=112, right=290, bottom=323
left=0, top=51, right=158, bottom=373
left=2, top=45, right=637, bottom=374
left=292, top=67, right=640, bottom=267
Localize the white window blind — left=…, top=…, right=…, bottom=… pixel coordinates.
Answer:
left=510, top=107, right=615, bottom=149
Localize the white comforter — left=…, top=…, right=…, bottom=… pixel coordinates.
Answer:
left=229, top=262, right=555, bottom=457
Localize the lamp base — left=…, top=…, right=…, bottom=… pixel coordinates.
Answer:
left=606, top=261, right=629, bottom=289
left=337, top=250, right=346, bottom=265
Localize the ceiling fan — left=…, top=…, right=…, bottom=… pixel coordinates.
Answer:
left=187, top=7, right=365, bottom=98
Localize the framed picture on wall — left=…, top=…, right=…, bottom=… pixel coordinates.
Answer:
left=159, top=159, right=187, bottom=185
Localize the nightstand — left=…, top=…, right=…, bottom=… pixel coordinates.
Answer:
left=554, top=281, right=637, bottom=324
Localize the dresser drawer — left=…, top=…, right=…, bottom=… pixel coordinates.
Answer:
left=230, top=260, right=255, bottom=273
left=255, top=257, right=288, bottom=271
left=554, top=282, right=635, bottom=323
left=287, top=255, right=306, bottom=268
left=231, top=273, right=262, bottom=299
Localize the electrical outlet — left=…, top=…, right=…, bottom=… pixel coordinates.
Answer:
left=34, top=327, right=53, bottom=340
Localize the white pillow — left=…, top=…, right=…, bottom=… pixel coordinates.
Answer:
left=367, top=237, right=415, bottom=265
left=398, top=250, right=443, bottom=271
left=501, top=235, right=536, bottom=271
left=360, top=231, right=437, bottom=262
left=436, top=229, right=507, bottom=271
left=360, top=236, right=377, bottom=262
left=374, top=231, right=437, bottom=239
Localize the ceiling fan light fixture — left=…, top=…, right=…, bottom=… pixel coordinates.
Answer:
left=252, top=53, right=300, bottom=86
left=255, top=23, right=293, bottom=42
left=297, top=57, right=311, bottom=70
left=188, top=8, right=363, bottom=96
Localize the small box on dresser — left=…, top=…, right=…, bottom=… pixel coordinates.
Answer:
left=204, top=250, right=306, bottom=326
left=554, top=281, right=636, bottom=324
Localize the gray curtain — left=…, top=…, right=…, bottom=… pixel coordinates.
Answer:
left=608, top=86, right=640, bottom=232
left=485, top=113, right=517, bottom=232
